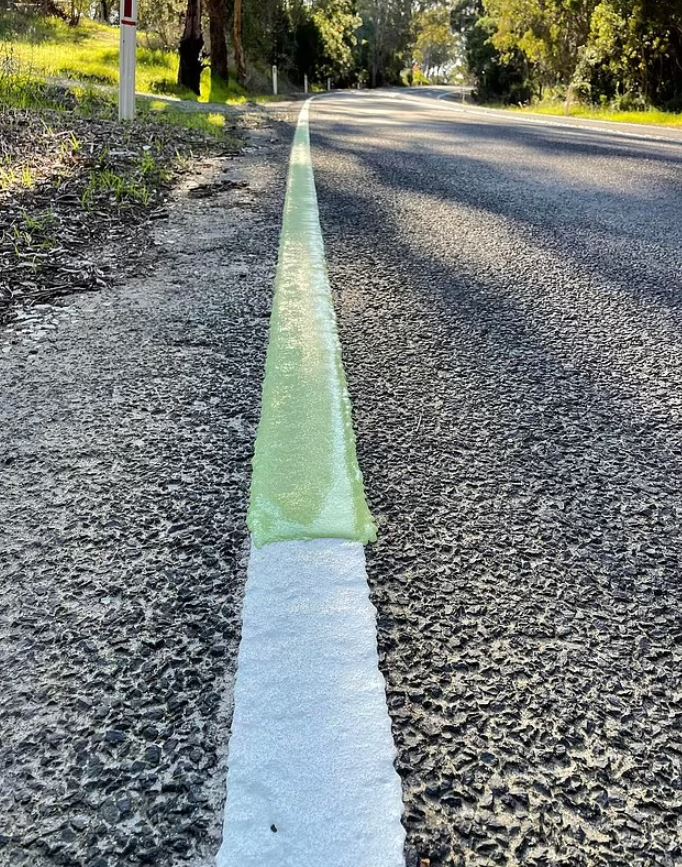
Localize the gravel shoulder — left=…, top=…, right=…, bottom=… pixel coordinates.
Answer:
left=312, top=94, right=682, bottom=867
left=0, top=114, right=296, bottom=866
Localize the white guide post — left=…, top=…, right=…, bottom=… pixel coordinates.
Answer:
left=118, top=0, right=137, bottom=121
left=304, top=73, right=308, bottom=94
left=272, top=65, right=278, bottom=96
left=327, top=77, right=331, bottom=91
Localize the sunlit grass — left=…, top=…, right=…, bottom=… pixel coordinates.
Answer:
left=140, top=99, right=238, bottom=141
left=510, top=101, right=682, bottom=128
left=0, top=15, right=277, bottom=105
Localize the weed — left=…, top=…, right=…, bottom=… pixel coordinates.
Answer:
left=81, top=168, right=151, bottom=208
left=20, top=167, right=36, bottom=188
left=0, top=165, right=17, bottom=191
left=23, top=209, right=56, bottom=232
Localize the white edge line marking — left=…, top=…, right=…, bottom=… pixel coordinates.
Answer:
left=216, top=98, right=406, bottom=867
left=217, top=541, right=406, bottom=867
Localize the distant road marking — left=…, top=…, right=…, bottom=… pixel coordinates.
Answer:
left=397, top=91, right=682, bottom=149
left=218, top=100, right=405, bottom=867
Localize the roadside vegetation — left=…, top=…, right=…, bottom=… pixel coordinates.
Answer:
left=0, top=13, right=253, bottom=103
left=510, top=103, right=682, bottom=128
left=0, top=48, right=242, bottom=324
left=453, top=0, right=682, bottom=122
left=2, top=0, right=681, bottom=125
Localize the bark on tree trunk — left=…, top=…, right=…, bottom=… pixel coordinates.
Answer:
left=233, top=0, right=246, bottom=86
left=178, top=0, right=204, bottom=95
left=207, top=0, right=229, bottom=81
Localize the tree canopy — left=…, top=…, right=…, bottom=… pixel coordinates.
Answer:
left=10, top=0, right=681, bottom=109
left=461, top=0, right=682, bottom=107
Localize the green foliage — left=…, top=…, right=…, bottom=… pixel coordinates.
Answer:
left=411, top=6, right=460, bottom=78
left=81, top=167, right=152, bottom=207
left=0, top=11, right=258, bottom=104
left=241, top=0, right=361, bottom=88
left=484, top=0, right=597, bottom=87
left=139, top=100, right=242, bottom=144
left=357, top=0, right=413, bottom=86
left=138, top=0, right=185, bottom=51
left=456, top=0, right=682, bottom=111
left=453, top=0, right=531, bottom=102
left=312, top=0, right=361, bottom=81
left=512, top=100, right=682, bottom=126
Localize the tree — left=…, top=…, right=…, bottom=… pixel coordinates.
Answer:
left=358, top=0, right=413, bottom=86
left=139, top=0, right=186, bottom=51
left=207, top=0, right=230, bottom=81
left=582, top=0, right=682, bottom=107
left=452, top=0, right=531, bottom=101
left=178, top=0, right=203, bottom=94
left=411, top=6, right=459, bottom=79
left=312, top=0, right=361, bottom=83
left=233, top=0, right=247, bottom=84
left=483, top=0, right=599, bottom=92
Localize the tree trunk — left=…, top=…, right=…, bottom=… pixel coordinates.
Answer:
left=233, top=0, right=246, bottom=86
left=207, top=0, right=229, bottom=81
left=39, top=0, right=68, bottom=20
left=68, top=0, right=80, bottom=25
left=178, top=0, right=204, bottom=95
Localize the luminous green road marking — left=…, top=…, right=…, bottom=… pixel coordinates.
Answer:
left=247, top=99, right=376, bottom=549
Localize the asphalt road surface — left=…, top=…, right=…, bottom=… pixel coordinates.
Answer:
left=2, top=91, right=682, bottom=867
left=312, top=91, right=682, bottom=866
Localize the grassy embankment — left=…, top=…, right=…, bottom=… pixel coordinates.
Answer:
left=0, top=14, right=277, bottom=116
left=509, top=101, right=682, bottom=128
left=0, top=15, right=257, bottom=320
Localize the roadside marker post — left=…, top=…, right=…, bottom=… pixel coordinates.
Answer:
left=304, top=73, right=309, bottom=94
left=118, top=0, right=137, bottom=121
left=327, top=77, right=331, bottom=91
left=272, top=65, right=278, bottom=96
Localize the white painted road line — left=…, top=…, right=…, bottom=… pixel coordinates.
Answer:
left=217, top=98, right=405, bottom=866
left=217, top=540, right=405, bottom=866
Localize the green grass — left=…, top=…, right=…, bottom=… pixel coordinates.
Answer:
left=139, top=100, right=235, bottom=138
left=80, top=151, right=174, bottom=208
left=0, top=13, right=275, bottom=105
left=509, top=101, right=682, bottom=128
left=0, top=163, right=37, bottom=191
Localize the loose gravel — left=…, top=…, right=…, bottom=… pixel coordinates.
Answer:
left=312, top=96, right=682, bottom=867
left=0, top=118, right=295, bottom=867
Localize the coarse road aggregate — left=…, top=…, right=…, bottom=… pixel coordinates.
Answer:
left=312, top=92, right=682, bottom=867
left=0, top=123, right=295, bottom=867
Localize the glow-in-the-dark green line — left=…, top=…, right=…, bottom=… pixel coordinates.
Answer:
left=247, top=99, right=376, bottom=549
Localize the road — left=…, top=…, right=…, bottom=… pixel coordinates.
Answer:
left=311, top=91, right=682, bottom=866
left=2, top=90, right=681, bottom=867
